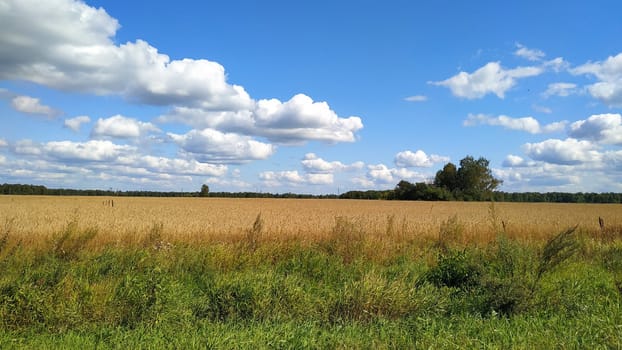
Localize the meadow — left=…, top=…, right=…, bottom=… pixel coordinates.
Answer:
left=0, top=196, right=621, bottom=348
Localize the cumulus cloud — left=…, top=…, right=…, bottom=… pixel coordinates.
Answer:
left=301, top=153, right=364, bottom=173
left=523, top=138, right=601, bottom=165
left=568, top=113, right=622, bottom=145
left=366, top=164, right=427, bottom=185
left=168, top=128, right=275, bottom=164
left=10, top=95, right=57, bottom=118
left=130, top=155, right=227, bottom=177
left=394, top=150, right=449, bottom=168
left=158, top=94, right=363, bottom=144
left=404, top=95, right=428, bottom=102
left=0, top=139, right=7, bottom=147
left=431, top=62, right=543, bottom=99
left=514, top=43, right=545, bottom=61
left=307, top=173, right=334, bottom=185
left=259, top=170, right=334, bottom=187
left=251, top=94, right=363, bottom=143
left=3, top=138, right=229, bottom=189
left=501, top=154, right=537, bottom=168
left=91, top=115, right=160, bottom=139
left=571, top=52, right=622, bottom=107
left=0, top=0, right=363, bottom=148
left=464, top=114, right=566, bottom=134
left=0, top=0, right=252, bottom=110
left=63, top=115, right=91, bottom=132
left=542, top=82, right=578, bottom=98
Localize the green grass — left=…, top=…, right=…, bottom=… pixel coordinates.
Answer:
left=0, top=223, right=621, bottom=348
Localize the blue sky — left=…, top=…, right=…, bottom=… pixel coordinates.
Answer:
left=1, top=0, right=622, bottom=194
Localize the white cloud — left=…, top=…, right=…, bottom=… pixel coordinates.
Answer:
left=301, top=153, right=363, bottom=173
left=523, top=138, right=602, bottom=165
left=464, top=114, right=566, bottom=134
left=514, top=43, right=545, bottom=61
left=3, top=138, right=230, bottom=189
left=13, top=140, right=43, bottom=155
left=366, top=164, right=427, bottom=185
left=532, top=104, right=552, bottom=114
left=542, top=82, right=577, bottom=98
left=394, top=150, right=449, bottom=168
left=91, top=115, right=160, bottom=139
left=259, top=169, right=335, bottom=187
left=64, top=115, right=91, bottom=132
left=10, top=95, right=56, bottom=118
left=252, top=94, right=363, bottom=143
left=132, top=155, right=227, bottom=177
left=43, top=140, right=134, bottom=162
left=502, top=154, right=535, bottom=168
left=404, top=95, right=428, bottom=102
left=0, top=1, right=252, bottom=110
left=571, top=52, right=622, bottom=107
left=168, top=128, right=275, bottom=164
left=0, top=0, right=363, bottom=146
left=260, top=170, right=304, bottom=184
left=157, top=94, right=363, bottom=144
left=543, top=57, right=569, bottom=72
left=568, top=113, right=622, bottom=145
left=431, top=62, right=543, bottom=99
left=307, top=173, right=334, bottom=185
left=351, top=177, right=376, bottom=189
left=0, top=139, right=7, bottom=147
left=367, top=164, right=395, bottom=184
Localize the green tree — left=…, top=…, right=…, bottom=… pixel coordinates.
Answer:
left=200, top=184, right=210, bottom=197
left=456, top=156, right=501, bottom=200
left=434, top=162, right=458, bottom=192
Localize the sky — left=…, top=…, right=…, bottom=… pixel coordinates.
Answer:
left=1, top=0, right=622, bottom=194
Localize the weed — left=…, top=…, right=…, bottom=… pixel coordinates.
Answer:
left=534, top=225, right=579, bottom=286
left=437, top=215, right=463, bottom=251
left=244, top=213, right=263, bottom=253
left=418, top=249, right=480, bottom=290
left=52, top=219, right=98, bottom=260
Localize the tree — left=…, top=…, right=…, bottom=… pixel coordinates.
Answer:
left=456, top=156, right=501, bottom=200
left=434, top=162, right=458, bottom=192
left=393, top=180, right=416, bottom=200
left=200, top=184, right=210, bottom=197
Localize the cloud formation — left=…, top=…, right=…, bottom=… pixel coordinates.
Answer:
left=394, top=150, right=449, bottom=168
left=571, top=52, right=622, bottom=107
left=523, top=138, right=601, bottom=165
left=259, top=170, right=334, bottom=187
left=64, top=115, right=91, bottom=132
left=542, top=82, right=577, bottom=98
left=0, top=0, right=362, bottom=150
left=301, top=153, right=364, bottom=173
left=11, top=95, right=57, bottom=118
left=464, top=114, right=566, bottom=134
left=568, top=113, right=622, bottom=145
left=514, top=43, right=545, bottom=61
left=168, top=128, right=275, bottom=164
left=431, top=62, right=543, bottom=99
left=92, top=115, right=160, bottom=139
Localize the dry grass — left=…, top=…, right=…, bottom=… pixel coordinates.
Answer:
left=1, top=196, right=621, bottom=252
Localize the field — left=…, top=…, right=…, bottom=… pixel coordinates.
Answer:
left=1, top=196, right=621, bottom=348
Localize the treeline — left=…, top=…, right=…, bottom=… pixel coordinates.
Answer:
left=0, top=183, right=337, bottom=199
left=339, top=187, right=622, bottom=203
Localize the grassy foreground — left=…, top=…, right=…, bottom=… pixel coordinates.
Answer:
left=0, top=214, right=621, bottom=349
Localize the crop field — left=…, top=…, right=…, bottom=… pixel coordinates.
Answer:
left=0, top=196, right=621, bottom=348
left=2, top=196, right=621, bottom=246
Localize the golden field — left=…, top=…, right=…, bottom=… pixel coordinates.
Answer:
left=1, top=195, right=620, bottom=249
